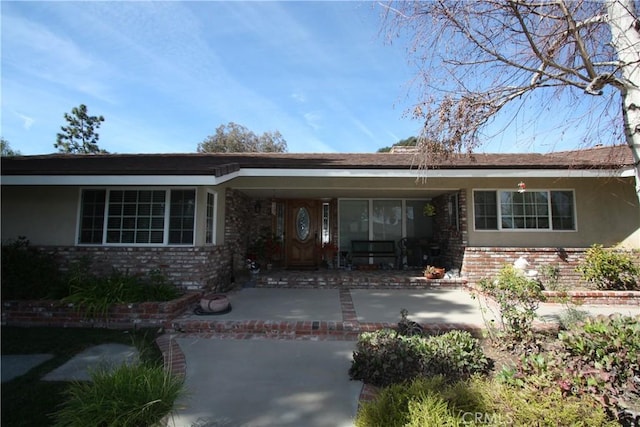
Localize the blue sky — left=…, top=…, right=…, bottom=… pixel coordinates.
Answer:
left=1, top=1, right=610, bottom=155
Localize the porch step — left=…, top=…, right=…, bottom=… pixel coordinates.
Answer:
left=166, top=318, right=483, bottom=338
left=251, top=270, right=468, bottom=289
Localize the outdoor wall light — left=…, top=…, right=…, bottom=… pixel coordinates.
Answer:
left=254, top=201, right=261, bottom=213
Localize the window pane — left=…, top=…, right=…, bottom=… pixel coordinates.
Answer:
left=406, top=200, right=433, bottom=239
left=78, top=190, right=106, bottom=244
left=206, top=193, right=215, bottom=244
left=138, top=204, right=150, bottom=216
left=500, top=190, right=550, bottom=230
left=551, top=191, right=575, bottom=230
left=136, top=231, right=149, bottom=242
left=474, top=191, right=498, bottom=230
left=138, top=191, right=152, bottom=203
left=372, top=200, right=402, bottom=242
left=106, top=230, right=120, bottom=243
left=168, top=190, right=195, bottom=244
left=339, top=200, right=369, bottom=252
left=106, top=190, right=166, bottom=244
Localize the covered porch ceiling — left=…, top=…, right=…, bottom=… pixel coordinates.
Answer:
left=228, top=175, right=459, bottom=199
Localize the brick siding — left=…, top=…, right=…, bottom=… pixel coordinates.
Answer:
left=2, top=292, right=200, bottom=328
left=461, top=246, right=640, bottom=289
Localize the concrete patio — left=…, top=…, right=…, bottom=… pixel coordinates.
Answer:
left=164, top=283, right=639, bottom=427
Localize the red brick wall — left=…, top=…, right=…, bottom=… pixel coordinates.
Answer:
left=40, top=245, right=231, bottom=292
left=433, top=191, right=467, bottom=272
left=462, top=247, right=603, bottom=288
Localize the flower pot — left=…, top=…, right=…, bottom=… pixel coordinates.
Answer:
left=200, top=294, right=230, bottom=313
left=425, top=267, right=445, bottom=279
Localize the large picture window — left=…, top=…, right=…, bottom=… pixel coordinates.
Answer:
left=78, top=188, right=196, bottom=245
left=473, top=189, right=575, bottom=231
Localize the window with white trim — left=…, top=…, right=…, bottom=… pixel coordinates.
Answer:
left=473, top=190, right=575, bottom=231
left=78, top=189, right=196, bottom=245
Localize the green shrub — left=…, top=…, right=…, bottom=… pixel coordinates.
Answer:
left=357, top=376, right=615, bottom=427
left=349, top=329, right=491, bottom=387
left=576, top=244, right=639, bottom=290
left=557, top=306, right=591, bottom=331
left=356, top=376, right=489, bottom=427
left=490, top=382, right=617, bottom=427
left=349, top=329, right=428, bottom=387
left=52, top=362, right=184, bottom=427
left=538, top=263, right=562, bottom=291
left=477, top=264, right=545, bottom=349
left=1, top=237, right=67, bottom=300
left=63, top=263, right=181, bottom=318
left=423, top=330, right=493, bottom=381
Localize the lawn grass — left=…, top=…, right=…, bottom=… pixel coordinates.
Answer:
left=1, top=326, right=162, bottom=427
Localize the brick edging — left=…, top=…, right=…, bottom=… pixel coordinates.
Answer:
left=543, top=290, right=640, bottom=305
left=155, top=334, right=186, bottom=378
left=466, top=284, right=640, bottom=306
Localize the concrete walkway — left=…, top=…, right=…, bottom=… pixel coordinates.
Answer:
left=165, top=286, right=639, bottom=427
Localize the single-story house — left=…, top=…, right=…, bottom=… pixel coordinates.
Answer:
left=1, top=145, right=638, bottom=291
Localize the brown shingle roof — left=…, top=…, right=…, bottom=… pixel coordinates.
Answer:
left=1, top=145, right=633, bottom=176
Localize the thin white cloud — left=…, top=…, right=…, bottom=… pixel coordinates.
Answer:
left=291, top=92, right=307, bottom=103
left=303, top=112, right=323, bottom=130
left=2, top=13, right=117, bottom=103
left=15, top=112, right=35, bottom=130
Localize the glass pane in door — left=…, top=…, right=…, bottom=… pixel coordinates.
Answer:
left=296, top=207, right=310, bottom=241
left=372, top=200, right=402, bottom=242
left=406, top=200, right=433, bottom=239
left=338, top=200, right=369, bottom=252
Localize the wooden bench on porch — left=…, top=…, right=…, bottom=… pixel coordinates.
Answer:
left=351, top=240, right=398, bottom=268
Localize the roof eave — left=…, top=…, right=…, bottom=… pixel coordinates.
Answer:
left=1, top=167, right=631, bottom=186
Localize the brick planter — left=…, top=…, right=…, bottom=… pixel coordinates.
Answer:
left=543, top=290, right=640, bottom=306
left=1, top=292, right=201, bottom=329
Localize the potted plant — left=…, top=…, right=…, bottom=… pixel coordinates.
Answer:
left=424, top=265, right=446, bottom=279
left=248, top=232, right=283, bottom=270
left=199, top=293, right=231, bottom=314
left=321, top=242, right=338, bottom=267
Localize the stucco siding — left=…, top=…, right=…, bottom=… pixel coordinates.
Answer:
left=1, top=186, right=79, bottom=245
left=465, top=177, right=639, bottom=248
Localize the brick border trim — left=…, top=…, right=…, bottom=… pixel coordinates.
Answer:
left=155, top=334, right=186, bottom=378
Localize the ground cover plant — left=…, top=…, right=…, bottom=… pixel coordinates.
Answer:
left=499, top=314, right=640, bottom=426
left=356, top=375, right=616, bottom=427
left=0, top=327, right=168, bottom=426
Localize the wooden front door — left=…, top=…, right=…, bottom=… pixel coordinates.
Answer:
left=285, top=200, right=320, bottom=269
